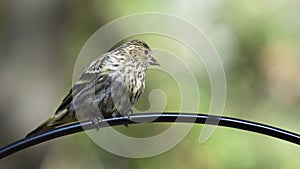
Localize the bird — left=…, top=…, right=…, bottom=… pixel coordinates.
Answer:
left=26, top=39, right=160, bottom=137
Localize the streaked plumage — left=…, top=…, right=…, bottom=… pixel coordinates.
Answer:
left=26, top=39, right=159, bottom=137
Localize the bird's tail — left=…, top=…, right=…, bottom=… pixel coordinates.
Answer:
left=26, top=109, right=77, bottom=138
left=25, top=116, right=56, bottom=137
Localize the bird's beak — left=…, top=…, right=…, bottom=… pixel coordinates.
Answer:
left=148, top=56, right=160, bottom=66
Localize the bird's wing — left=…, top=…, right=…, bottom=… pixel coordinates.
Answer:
left=55, top=54, right=110, bottom=114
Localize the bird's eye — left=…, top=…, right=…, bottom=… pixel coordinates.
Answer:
left=144, top=50, right=149, bottom=55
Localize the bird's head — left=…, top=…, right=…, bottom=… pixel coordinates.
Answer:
left=123, top=39, right=160, bottom=67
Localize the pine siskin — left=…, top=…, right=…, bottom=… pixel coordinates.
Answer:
left=26, top=39, right=160, bottom=137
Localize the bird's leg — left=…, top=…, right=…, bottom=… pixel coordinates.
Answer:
left=90, top=99, right=102, bottom=131
left=124, top=109, right=133, bottom=127
left=128, top=109, right=133, bottom=120
left=91, top=117, right=102, bottom=131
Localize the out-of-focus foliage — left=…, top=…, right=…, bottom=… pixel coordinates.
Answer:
left=0, top=0, right=299, bottom=169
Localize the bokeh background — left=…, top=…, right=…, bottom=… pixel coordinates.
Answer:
left=1, top=0, right=300, bottom=168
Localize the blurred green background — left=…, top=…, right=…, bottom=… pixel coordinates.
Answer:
left=0, top=0, right=300, bottom=168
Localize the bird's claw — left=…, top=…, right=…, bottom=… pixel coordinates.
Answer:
left=92, top=117, right=102, bottom=131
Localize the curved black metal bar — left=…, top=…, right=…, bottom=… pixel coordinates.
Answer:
left=0, top=112, right=299, bottom=159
